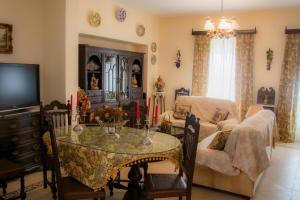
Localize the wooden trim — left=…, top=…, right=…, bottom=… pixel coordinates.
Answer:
left=285, top=27, right=300, bottom=34
left=192, top=27, right=257, bottom=36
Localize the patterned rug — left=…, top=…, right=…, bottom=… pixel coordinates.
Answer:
left=1, top=173, right=44, bottom=200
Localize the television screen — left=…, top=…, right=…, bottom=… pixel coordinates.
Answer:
left=0, top=63, right=40, bottom=111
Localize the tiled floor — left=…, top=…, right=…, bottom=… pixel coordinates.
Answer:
left=3, top=143, right=300, bottom=200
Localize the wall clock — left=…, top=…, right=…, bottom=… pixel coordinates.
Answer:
left=88, top=11, right=101, bottom=27
left=151, top=42, right=157, bottom=53
left=116, top=8, right=127, bottom=22
left=151, top=54, right=157, bottom=65
left=136, top=25, right=145, bottom=37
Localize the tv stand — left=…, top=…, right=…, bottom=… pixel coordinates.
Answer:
left=0, top=107, right=41, bottom=172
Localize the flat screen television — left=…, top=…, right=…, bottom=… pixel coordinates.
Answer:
left=0, top=63, right=40, bottom=111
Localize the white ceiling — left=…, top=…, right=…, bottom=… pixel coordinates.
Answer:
left=117, top=0, right=300, bottom=15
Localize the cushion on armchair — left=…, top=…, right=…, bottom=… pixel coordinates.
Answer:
left=208, top=130, right=232, bottom=150
left=210, top=108, right=229, bottom=124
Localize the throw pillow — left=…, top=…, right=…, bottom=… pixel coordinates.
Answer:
left=210, top=108, right=229, bottom=124
left=173, top=104, right=192, bottom=120
left=208, top=130, right=232, bottom=151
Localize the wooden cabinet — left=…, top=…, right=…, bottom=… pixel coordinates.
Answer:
left=79, top=44, right=145, bottom=109
left=0, top=110, right=42, bottom=172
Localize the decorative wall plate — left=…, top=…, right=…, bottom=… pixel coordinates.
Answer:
left=151, top=42, right=157, bottom=53
left=151, top=54, right=157, bottom=65
left=116, top=8, right=126, bottom=22
left=136, top=25, right=145, bottom=37
left=88, top=11, right=101, bottom=27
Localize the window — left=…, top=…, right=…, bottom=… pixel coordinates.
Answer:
left=207, top=37, right=236, bottom=101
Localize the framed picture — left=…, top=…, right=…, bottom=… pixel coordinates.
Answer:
left=0, top=23, right=13, bottom=53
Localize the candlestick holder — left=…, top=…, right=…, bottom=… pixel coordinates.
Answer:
left=136, top=118, right=141, bottom=129
left=73, top=107, right=84, bottom=132
left=143, top=119, right=153, bottom=146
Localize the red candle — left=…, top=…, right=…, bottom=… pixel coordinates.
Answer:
left=136, top=100, right=140, bottom=120
left=70, top=95, right=73, bottom=112
left=154, top=100, right=158, bottom=125
left=83, top=95, right=88, bottom=112
left=146, top=97, right=151, bottom=117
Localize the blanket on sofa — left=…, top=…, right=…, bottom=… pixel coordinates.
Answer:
left=224, top=110, right=277, bottom=181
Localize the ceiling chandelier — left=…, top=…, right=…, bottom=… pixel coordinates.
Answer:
left=203, top=0, right=239, bottom=38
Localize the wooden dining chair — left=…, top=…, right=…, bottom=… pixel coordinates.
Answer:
left=40, top=100, right=71, bottom=199
left=144, top=113, right=200, bottom=200
left=47, top=111, right=106, bottom=200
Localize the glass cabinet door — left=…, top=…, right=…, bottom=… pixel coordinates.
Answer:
left=119, top=56, right=130, bottom=102
left=104, top=54, right=118, bottom=101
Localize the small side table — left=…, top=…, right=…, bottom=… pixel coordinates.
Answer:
left=152, top=92, right=166, bottom=125
left=0, top=160, right=26, bottom=200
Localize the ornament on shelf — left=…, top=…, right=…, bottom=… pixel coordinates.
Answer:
left=155, top=76, right=165, bottom=92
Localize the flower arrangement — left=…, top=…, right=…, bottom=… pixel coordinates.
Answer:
left=96, top=106, right=128, bottom=123
left=77, top=88, right=91, bottom=112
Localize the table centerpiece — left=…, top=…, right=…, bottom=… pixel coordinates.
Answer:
left=95, top=106, right=128, bottom=139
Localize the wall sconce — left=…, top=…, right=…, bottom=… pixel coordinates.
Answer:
left=175, top=50, right=181, bottom=68
left=266, top=48, right=273, bottom=71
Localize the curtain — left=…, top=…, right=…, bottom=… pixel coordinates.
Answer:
left=277, top=34, right=300, bottom=143
left=207, top=37, right=236, bottom=101
left=235, top=34, right=255, bottom=120
left=192, top=35, right=210, bottom=96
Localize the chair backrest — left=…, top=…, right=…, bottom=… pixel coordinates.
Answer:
left=47, top=110, right=69, bottom=199
left=182, top=113, right=200, bottom=187
left=41, top=100, right=71, bottom=133
left=175, top=87, right=190, bottom=100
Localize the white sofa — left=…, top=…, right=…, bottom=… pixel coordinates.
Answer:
left=160, top=96, right=239, bottom=140
left=161, top=96, right=276, bottom=197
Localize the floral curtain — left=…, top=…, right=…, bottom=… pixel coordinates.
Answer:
left=192, top=35, right=210, bottom=96
left=277, top=34, right=300, bottom=143
left=235, top=34, right=255, bottom=120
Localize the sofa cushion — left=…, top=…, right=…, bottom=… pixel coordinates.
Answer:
left=210, top=108, right=229, bottom=124
left=208, top=130, right=232, bottom=150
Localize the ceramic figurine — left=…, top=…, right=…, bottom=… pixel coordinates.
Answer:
left=131, top=75, right=138, bottom=88
left=90, top=73, right=99, bottom=90
left=155, top=76, right=165, bottom=92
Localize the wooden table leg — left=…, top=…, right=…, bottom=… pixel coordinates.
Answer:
left=20, top=174, right=26, bottom=200
left=123, top=164, right=146, bottom=200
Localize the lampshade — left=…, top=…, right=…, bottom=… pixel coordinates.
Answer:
left=204, top=18, right=215, bottom=31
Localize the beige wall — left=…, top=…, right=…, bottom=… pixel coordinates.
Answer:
left=65, top=0, right=161, bottom=111
left=44, top=0, right=66, bottom=104
left=0, top=0, right=45, bottom=101
left=158, top=9, right=300, bottom=110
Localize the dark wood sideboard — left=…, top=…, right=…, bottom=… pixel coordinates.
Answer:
left=0, top=109, right=42, bottom=172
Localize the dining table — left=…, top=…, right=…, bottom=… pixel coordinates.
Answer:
left=43, top=125, right=182, bottom=200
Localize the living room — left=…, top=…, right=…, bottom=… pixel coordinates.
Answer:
left=0, top=0, right=300, bottom=199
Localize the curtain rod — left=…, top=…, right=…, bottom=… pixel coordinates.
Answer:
left=192, top=27, right=257, bottom=35
left=285, top=27, right=300, bottom=34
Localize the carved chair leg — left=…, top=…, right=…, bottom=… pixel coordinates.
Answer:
left=179, top=195, right=182, bottom=200
left=0, top=180, right=7, bottom=196
left=51, top=169, right=57, bottom=199
left=43, top=161, right=47, bottom=189
left=20, top=174, right=26, bottom=200
left=108, top=178, right=114, bottom=196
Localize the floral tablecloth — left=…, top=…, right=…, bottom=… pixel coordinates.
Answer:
left=43, top=126, right=182, bottom=190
